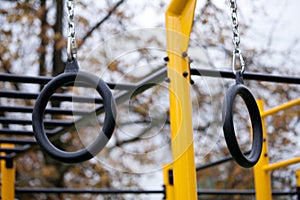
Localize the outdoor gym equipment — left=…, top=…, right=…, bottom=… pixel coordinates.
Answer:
left=0, top=0, right=298, bottom=199
left=32, top=0, right=117, bottom=163
left=222, top=72, right=263, bottom=168
left=222, top=0, right=262, bottom=168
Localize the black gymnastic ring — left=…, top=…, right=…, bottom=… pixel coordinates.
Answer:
left=32, top=71, right=116, bottom=163
left=222, top=83, right=262, bottom=168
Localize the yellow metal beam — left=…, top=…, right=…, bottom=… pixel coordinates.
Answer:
left=263, top=157, right=300, bottom=171
left=166, top=0, right=197, bottom=199
left=254, top=100, right=272, bottom=200
left=261, top=98, right=300, bottom=117
left=254, top=99, right=300, bottom=199
left=1, top=144, right=15, bottom=200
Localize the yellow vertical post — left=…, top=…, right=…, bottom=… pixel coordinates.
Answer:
left=296, top=170, right=300, bottom=187
left=296, top=170, right=300, bottom=200
left=1, top=144, right=15, bottom=200
left=163, top=164, right=174, bottom=200
left=253, top=100, right=272, bottom=200
left=166, top=0, right=197, bottom=200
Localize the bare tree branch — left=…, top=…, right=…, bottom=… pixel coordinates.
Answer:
left=78, top=0, right=126, bottom=49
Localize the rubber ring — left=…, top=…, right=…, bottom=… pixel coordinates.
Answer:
left=222, top=83, right=262, bottom=168
left=32, top=71, right=116, bottom=163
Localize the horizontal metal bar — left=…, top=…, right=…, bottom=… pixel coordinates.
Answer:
left=13, top=188, right=298, bottom=196
left=263, top=157, right=300, bottom=171
left=198, top=189, right=255, bottom=195
left=191, top=68, right=300, bottom=84
left=197, top=189, right=298, bottom=196
left=0, top=118, right=73, bottom=126
left=0, top=129, right=35, bottom=136
left=1, top=68, right=299, bottom=88
left=0, top=91, right=104, bottom=103
left=272, top=191, right=299, bottom=196
left=262, top=98, right=300, bottom=117
left=0, top=146, right=30, bottom=153
left=0, top=73, right=51, bottom=84
left=0, top=138, right=36, bottom=145
left=0, top=73, right=138, bottom=90
left=0, top=106, right=91, bottom=116
left=0, top=128, right=56, bottom=136
left=15, top=187, right=164, bottom=194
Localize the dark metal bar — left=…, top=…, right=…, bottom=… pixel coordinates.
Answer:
left=0, top=145, right=30, bottom=153
left=2, top=69, right=300, bottom=86
left=0, top=106, right=33, bottom=113
left=0, top=118, right=74, bottom=126
left=0, top=73, right=138, bottom=90
left=0, top=106, right=90, bottom=116
left=191, top=68, right=300, bottom=84
left=0, top=91, right=104, bottom=103
left=272, top=191, right=299, bottom=196
left=15, top=187, right=164, bottom=194
left=0, top=129, right=35, bottom=136
left=196, top=151, right=251, bottom=171
left=114, top=68, right=167, bottom=106
left=198, top=189, right=255, bottom=195
left=13, top=188, right=298, bottom=196
left=0, top=138, right=36, bottom=145
left=0, top=73, right=51, bottom=84
left=0, top=128, right=56, bottom=136
left=197, top=189, right=298, bottom=196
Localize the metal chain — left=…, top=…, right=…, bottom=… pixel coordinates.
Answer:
left=230, top=0, right=245, bottom=75
left=67, top=0, right=77, bottom=61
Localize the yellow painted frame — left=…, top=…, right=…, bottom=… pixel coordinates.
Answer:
left=254, top=98, right=300, bottom=200
left=254, top=100, right=272, bottom=200
left=296, top=170, right=300, bottom=188
left=166, top=0, right=197, bottom=199
left=1, top=144, right=15, bottom=200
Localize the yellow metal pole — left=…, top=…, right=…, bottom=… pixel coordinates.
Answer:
left=163, top=164, right=174, bottom=200
left=263, top=157, right=300, bottom=171
left=254, top=100, right=272, bottom=200
left=1, top=144, right=15, bottom=200
left=166, top=0, right=197, bottom=200
left=262, top=98, right=300, bottom=117
left=296, top=170, right=300, bottom=199
left=296, top=170, right=300, bottom=187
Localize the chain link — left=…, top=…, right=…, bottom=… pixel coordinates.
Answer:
left=230, top=0, right=240, bottom=48
left=67, top=0, right=77, bottom=60
left=230, top=0, right=245, bottom=74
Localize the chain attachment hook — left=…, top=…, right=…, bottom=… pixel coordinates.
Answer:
left=232, top=48, right=245, bottom=75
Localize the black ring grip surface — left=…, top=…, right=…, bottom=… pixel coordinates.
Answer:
left=222, top=83, right=263, bottom=168
left=32, top=71, right=116, bottom=163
